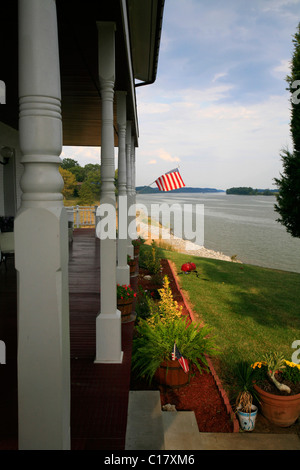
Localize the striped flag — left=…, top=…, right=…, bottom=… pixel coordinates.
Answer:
left=155, top=168, right=185, bottom=192
left=172, top=343, right=189, bottom=373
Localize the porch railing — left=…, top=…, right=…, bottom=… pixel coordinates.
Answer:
left=66, top=205, right=98, bottom=228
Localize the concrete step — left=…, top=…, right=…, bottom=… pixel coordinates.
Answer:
left=125, top=390, right=300, bottom=451
left=163, top=409, right=300, bottom=450
left=125, top=391, right=165, bottom=450
left=163, top=430, right=300, bottom=451
left=162, top=410, right=199, bottom=449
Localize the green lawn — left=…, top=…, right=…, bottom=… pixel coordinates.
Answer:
left=157, top=248, right=300, bottom=396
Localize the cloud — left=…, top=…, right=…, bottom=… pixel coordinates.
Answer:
left=261, top=0, right=300, bottom=12
left=147, top=159, right=157, bottom=164
left=271, top=59, right=291, bottom=78
left=61, top=146, right=100, bottom=165
left=158, top=149, right=180, bottom=162
left=136, top=87, right=292, bottom=188
left=138, top=102, right=170, bottom=114
left=212, top=72, right=228, bottom=83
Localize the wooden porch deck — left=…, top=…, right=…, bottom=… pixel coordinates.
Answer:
left=0, top=228, right=134, bottom=450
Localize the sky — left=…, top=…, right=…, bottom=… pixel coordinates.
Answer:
left=61, top=0, right=300, bottom=191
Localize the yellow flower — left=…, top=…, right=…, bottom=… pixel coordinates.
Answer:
left=251, top=361, right=266, bottom=369
left=285, top=360, right=300, bottom=370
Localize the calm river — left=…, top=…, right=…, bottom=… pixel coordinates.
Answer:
left=136, top=192, right=300, bottom=274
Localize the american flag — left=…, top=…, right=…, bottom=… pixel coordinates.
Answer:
left=172, top=343, right=189, bottom=373
left=155, top=168, right=185, bottom=192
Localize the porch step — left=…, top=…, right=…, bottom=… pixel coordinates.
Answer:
left=125, top=391, right=165, bottom=450
left=125, top=390, right=300, bottom=451
left=162, top=410, right=199, bottom=450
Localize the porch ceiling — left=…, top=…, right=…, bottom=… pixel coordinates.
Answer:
left=0, top=0, right=165, bottom=149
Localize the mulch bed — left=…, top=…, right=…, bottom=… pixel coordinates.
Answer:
left=130, top=258, right=236, bottom=433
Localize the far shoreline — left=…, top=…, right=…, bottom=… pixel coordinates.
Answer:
left=136, top=211, right=240, bottom=264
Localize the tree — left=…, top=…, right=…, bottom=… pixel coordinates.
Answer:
left=59, top=167, right=77, bottom=199
left=68, top=165, right=85, bottom=183
left=61, top=158, right=80, bottom=170
left=84, top=163, right=101, bottom=176
left=85, top=167, right=101, bottom=198
left=274, top=23, right=300, bottom=238
left=78, top=183, right=95, bottom=205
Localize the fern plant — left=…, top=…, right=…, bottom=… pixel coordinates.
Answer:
left=132, top=314, right=218, bottom=383
left=132, top=273, right=219, bottom=383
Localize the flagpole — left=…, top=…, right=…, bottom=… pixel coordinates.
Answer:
left=136, top=180, right=156, bottom=194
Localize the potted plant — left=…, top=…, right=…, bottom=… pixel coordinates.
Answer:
left=117, top=284, right=136, bottom=322
left=131, top=276, right=219, bottom=388
left=252, top=352, right=300, bottom=427
left=132, top=236, right=145, bottom=257
left=233, top=361, right=259, bottom=431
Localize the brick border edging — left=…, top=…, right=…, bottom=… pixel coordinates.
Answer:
left=166, top=259, right=240, bottom=433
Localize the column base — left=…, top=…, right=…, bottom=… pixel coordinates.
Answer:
left=95, top=311, right=123, bottom=364
left=94, top=352, right=124, bottom=364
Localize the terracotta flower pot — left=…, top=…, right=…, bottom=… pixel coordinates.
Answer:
left=155, top=359, right=190, bottom=388
left=117, top=297, right=134, bottom=323
left=254, top=383, right=300, bottom=427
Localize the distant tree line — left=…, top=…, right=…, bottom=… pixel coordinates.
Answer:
left=59, top=158, right=118, bottom=204
left=226, top=187, right=277, bottom=196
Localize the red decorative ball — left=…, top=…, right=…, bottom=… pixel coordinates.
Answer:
left=181, top=262, right=196, bottom=272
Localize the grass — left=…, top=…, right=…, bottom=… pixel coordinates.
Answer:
left=152, top=245, right=300, bottom=398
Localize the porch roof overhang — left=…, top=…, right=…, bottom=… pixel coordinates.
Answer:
left=0, top=0, right=165, bottom=149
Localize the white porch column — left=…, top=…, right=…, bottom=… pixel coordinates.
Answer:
left=116, top=92, right=130, bottom=285
left=95, top=22, right=123, bottom=364
left=126, top=121, right=134, bottom=257
left=15, top=0, right=70, bottom=450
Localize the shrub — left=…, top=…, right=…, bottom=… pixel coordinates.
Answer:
left=132, top=274, right=218, bottom=383
left=139, top=240, right=161, bottom=275
left=146, top=275, right=182, bottom=327
left=135, top=286, right=158, bottom=320
left=132, top=315, right=218, bottom=383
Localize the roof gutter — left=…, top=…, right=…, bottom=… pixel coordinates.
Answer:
left=134, top=0, right=165, bottom=88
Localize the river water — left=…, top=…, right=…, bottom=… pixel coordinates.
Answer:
left=136, top=192, right=300, bottom=274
